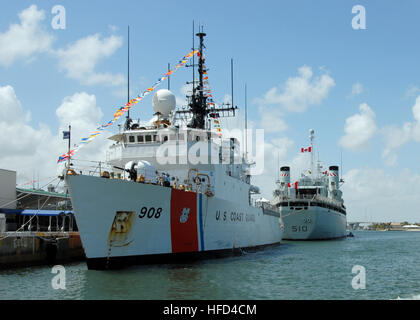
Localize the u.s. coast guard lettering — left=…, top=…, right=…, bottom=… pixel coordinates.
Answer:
left=215, top=210, right=255, bottom=223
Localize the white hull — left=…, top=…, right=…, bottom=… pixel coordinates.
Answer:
left=67, top=175, right=283, bottom=269
left=281, top=206, right=346, bottom=240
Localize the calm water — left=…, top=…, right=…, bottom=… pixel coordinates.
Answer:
left=1, top=231, right=419, bottom=300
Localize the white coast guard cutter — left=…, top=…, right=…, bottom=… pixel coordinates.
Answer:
left=65, top=31, right=283, bottom=269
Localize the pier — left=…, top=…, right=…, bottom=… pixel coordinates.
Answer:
left=0, top=231, right=84, bottom=269
left=0, top=168, right=86, bottom=269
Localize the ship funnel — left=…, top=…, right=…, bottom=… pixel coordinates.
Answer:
left=328, top=165, right=339, bottom=190
left=279, top=166, right=290, bottom=189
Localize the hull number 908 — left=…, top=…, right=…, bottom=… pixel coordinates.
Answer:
left=139, top=207, right=162, bottom=219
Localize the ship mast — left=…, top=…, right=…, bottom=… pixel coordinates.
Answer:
left=309, top=129, right=314, bottom=178
left=188, top=28, right=207, bottom=129
left=124, top=26, right=132, bottom=131
left=176, top=27, right=238, bottom=128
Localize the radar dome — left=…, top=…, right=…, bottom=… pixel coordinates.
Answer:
left=152, top=89, right=176, bottom=118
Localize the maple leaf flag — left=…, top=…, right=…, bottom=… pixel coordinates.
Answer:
left=287, top=181, right=299, bottom=189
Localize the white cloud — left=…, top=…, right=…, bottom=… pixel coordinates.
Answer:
left=412, top=96, right=420, bottom=140
left=254, top=65, right=335, bottom=135
left=0, top=5, right=126, bottom=89
left=351, top=82, right=363, bottom=96
left=0, top=85, right=53, bottom=157
left=404, top=85, right=420, bottom=99
left=0, top=85, right=59, bottom=187
left=342, top=168, right=420, bottom=222
left=250, top=137, right=294, bottom=199
left=381, top=123, right=412, bottom=166
left=380, top=95, right=420, bottom=165
left=339, top=103, right=377, bottom=151
left=271, top=137, right=294, bottom=161
left=56, top=92, right=104, bottom=139
left=54, top=33, right=125, bottom=86
left=0, top=85, right=111, bottom=187
left=259, top=106, right=288, bottom=133
left=0, top=5, right=53, bottom=66
left=56, top=92, right=112, bottom=164
left=255, top=65, right=335, bottom=112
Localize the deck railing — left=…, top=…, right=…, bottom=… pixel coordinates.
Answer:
left=66, top=159, right=216, bottom=196
left=275, top=194, right=344, bottom=208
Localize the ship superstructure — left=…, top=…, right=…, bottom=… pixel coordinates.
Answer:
left=271, top=129, right=347, bottom=240
left=65, top=30, right=283, bottom=269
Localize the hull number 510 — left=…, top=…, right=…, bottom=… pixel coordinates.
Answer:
left=292, top=225, right=308, bottom=232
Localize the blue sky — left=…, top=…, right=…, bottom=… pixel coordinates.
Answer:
left=1, top=1, right=420, bottom=221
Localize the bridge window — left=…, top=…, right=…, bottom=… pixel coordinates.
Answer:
left=137, top=135, right=144, bottom=143
left=145, top=135, right=152, bottom=143
left=290, top=201, right=308, bottom=207
left=129, top=136, right=135, bottom=143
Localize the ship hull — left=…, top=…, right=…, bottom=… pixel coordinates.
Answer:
left=67, top=175, right=283, bottom=269
left=85, top=243, right=279, bottom=269
left=281, top=206, right=346, bottom=240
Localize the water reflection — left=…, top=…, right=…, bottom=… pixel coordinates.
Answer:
left=1, top=232, right=420, bottom=300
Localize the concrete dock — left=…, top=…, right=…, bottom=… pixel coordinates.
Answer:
left=0, top=231, right=85, bottom=269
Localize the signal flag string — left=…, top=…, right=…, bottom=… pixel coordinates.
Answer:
left=202, top=64, right=223, bottom=138
left=57, top=49, right=199, bottom=163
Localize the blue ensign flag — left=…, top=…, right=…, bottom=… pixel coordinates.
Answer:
left=63, top=131, right=70, bottom=139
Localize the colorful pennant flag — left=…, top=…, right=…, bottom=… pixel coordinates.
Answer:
left=57, top=49, right=199, bottom=163
left=200, top=66, right=224, bottom=137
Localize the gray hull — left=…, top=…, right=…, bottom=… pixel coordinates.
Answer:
left=281, top=206, right=347, bottom=240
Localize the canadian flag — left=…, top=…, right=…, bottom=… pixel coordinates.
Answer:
left=301, top=146, right=312, bottom=153
left=287, top=181, right=299, bottom=189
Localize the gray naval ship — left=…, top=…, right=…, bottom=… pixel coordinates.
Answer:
left=271, top=129, right=347, bottom=240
